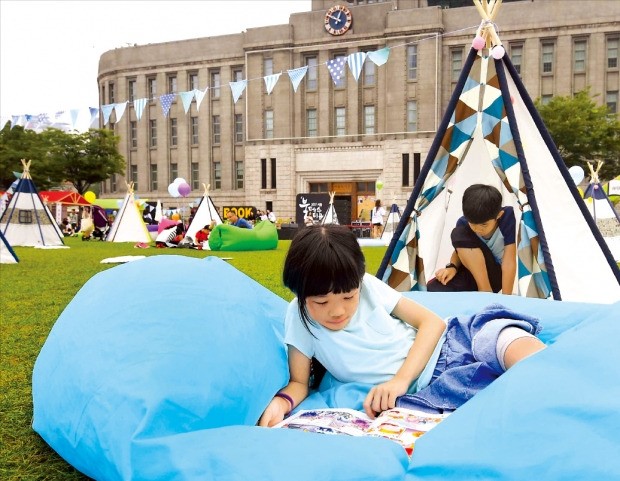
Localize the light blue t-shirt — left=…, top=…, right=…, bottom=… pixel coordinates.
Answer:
left=284, top=273, right=446, bottom=392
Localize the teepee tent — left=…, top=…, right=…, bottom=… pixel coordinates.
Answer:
left=320, top=192, right=340, bottom=225
left=0, top=159, right=64, bottom=247
left=185, top=184, right=223, bottom=241
left=0, top=230, right=18, bottom=263
left=380, top=203, right=401, bottom=244
left=106, top=183, right=151, bottom=243
left=378, top=0, right=620, bottom=304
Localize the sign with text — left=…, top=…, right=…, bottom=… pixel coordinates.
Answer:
left=222, top=206, right=256, bottom=220
left=296, top=194, right=330, bottom=226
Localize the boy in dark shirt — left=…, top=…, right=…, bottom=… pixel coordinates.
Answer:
left=428, top=184, right=516, bottom=294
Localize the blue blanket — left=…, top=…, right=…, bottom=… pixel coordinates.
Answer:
left=32, top=256, right=620, bottom=480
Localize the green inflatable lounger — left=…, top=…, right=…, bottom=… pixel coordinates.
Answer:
left=208, top=221, right=279, bottom=251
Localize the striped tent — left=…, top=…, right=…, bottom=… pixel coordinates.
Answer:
left=378, top=13, right=620, bottom=304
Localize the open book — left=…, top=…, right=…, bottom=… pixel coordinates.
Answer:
left=274, top=407, right=449, bottom=456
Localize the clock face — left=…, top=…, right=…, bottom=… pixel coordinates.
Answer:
left=324, top=5, right=352, bottom=36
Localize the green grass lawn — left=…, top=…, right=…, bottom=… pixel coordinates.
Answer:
left=0, top=237, right=387, bottom=479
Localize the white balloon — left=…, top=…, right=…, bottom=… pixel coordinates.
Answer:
left=173, top=177, right=187, bottom=185
left=568, top=165, right=585, bottom=185
left=168, top=182, right=181, bottom=198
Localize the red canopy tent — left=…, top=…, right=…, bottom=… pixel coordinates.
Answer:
left=40, top=191, right=91, bottom=206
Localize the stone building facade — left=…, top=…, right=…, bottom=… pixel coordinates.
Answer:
left=97, top=0, right=620, bottom=223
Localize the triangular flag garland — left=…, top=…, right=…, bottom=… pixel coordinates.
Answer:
left=3, top=27, right=477, bottom=132
left=229, top=80, right=247, bottom=104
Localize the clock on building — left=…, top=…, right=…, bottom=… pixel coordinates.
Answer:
left=324, top=5, right=352, bottom=36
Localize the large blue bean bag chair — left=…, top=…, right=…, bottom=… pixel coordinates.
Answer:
left=32, top=256, right=620, bottom=480
left=208, top=220, right=278, bottom=251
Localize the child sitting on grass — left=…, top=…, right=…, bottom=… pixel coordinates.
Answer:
left=258, top=225, right=544, bottom=426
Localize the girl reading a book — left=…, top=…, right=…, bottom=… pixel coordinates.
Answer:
left=258, top=225, right=545, bottom=427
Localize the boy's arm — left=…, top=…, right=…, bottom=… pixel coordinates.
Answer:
left=501, top=243, right=517, bottom=295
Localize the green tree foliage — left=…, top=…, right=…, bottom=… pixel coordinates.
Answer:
left=535, top=89, right=620, bottom=180
left=0, top=125, right=125, bottom=193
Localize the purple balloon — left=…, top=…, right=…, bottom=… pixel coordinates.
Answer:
left=178, top=182, right=191, bottom=197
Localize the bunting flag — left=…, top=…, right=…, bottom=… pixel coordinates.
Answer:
left=179, top=90, right=195, bottom=113
left=347, top=52, right=367, bottom=82
left=160, top=93, right=176, bottom=118
left=70, top=109, right=80, bottom=129
left=264, top=73, right=281, bottom=95
left=89, top=107, right=99, bottom=127
left=114, top=102, right=128, bottom=122
left=229, top=80, right=247, bottom=104
left=367, top=46, right=390, bottom=66
left=101, top=104, right=114, bottom=125
left=326, top=57, right=347, bottom=85
left=134, top=98, right=148, bottom=121
left=194, top=87, right=207, bottom=111
left=287, top=66, right=308, bottom=92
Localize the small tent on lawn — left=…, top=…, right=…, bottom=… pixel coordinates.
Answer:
left=185, top=184, right=223, bottom=241
left=0, top=159, right=64, bottom=247
left=378, top=1, right=620, bottom=304
left=320, top=192, right=340, bottom=225
left=0, top=230, right=18, bottom=263
left=106, top=183, right=151, bottom=243
left=380, top=203, right=401, bottom=244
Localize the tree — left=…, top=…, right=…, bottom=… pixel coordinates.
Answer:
left=40, top=128, right=126, bottom=195
left=535, top=89, right=620, bottom=180
left=0, top=124, right=53, bottom=189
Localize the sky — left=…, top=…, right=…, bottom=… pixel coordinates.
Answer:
left=0, top=0, right=311, bottom=119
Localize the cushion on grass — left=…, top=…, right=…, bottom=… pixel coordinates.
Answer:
left=208, top=220, right=278, bottom=251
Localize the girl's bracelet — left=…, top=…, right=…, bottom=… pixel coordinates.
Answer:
left=275, top=392, right=294, bottom=415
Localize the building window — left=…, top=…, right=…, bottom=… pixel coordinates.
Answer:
left=235, top=114, right=243, bottom=143
left=363, top=56, right=375, bottom=85
left=111, top=174, right=117, bottom=192
left=235, top=161, right=244, bottom=189
left=607, top=91, right=618, bottom=113
left=307, top=56, right=318, bottom=90
left=148, top=77, right=157, bottom=100
left=542, top=42, right=555, bottom=74
left=212, top=115, right=220, bottom=144
left=573, top=39, right=587, bottom=73
left=451, top=49, right=463, bottom=82
left=189, top=72, right=199, bottom=91
left=211, top=71, right=220, bottom=98
left=191, top=116, right=199, bottom=145
left=168, top=75, right=177, bottom=94
left=364, top=105, right=375, bottom=134
left=541, top=94, right=553, bottom=105
left=191, top=162, right=199, bottom=190
left=414, top=152, right=421, bottom=181
left=510, top=43, right=523, bottom=75
left=149, top=119, right=157, bottom=148
left=306, top=109, right=317, bottom=137
left=213, top=162, right=221, bottom=189
left=109, top=82, right=115, bottom=103
left=100, top=85, right=105, bottom=105
left=310, top=183, right=328, bottom=193
left=335, top=107, right=346, bottom=136
left=233, top=68, right=243, bottom=83
left=407, top=101, right=418, bottom=132
left=130, top=164, right=138, bottom=190
left=170, top=163, right=178, bottom=182
left=265, top=110, right=274, bottom=139
left=402, top=153, right=410, bottom=187
left=150, top=164, right=158, bottom=191
left=270, top=158, right=277, bottom=189
left=169, top=118, right=178, bottom=146
left=407, top=45, right=417, bottom=80
left=128, top=79, right=137, bottom=102
left=333, top=54, right=346, bottom=89
left=261, top=158, right=267, bottom=189
left=264, top=58, right=273, bottom=77
left=608, top=37, right=619, bottom=69
left=130, top=121, right=137, bottom=149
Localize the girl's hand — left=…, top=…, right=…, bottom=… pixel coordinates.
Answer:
left=434, top=267, right=456, bottom=285
left=363, top=377, right=411, bottom=418
left=258, top=396, right=290, bottom=427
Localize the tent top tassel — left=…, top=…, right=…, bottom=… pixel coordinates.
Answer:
left=472, top=0, right=506, bottom=59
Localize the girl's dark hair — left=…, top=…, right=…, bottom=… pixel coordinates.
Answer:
left=283, top=224, right=365, bottom=331
left=462, top=184, right=502, bottom=224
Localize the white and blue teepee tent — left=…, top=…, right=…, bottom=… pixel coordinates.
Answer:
left=378, top=2, right=620, bottom=304
left=106, top=182, right=151, bottom=243
left=380, top=203, right=401, bottom=244
left=0, top=159, right=64, bottom=247
left=320, top=192, right=339, bottom=225
left=185, top=184, right=223, bottom=242
left=0, top=230, right=18, bottom=263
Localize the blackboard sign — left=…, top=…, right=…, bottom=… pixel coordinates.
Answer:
left=296, top=194, right=330, bottom=226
